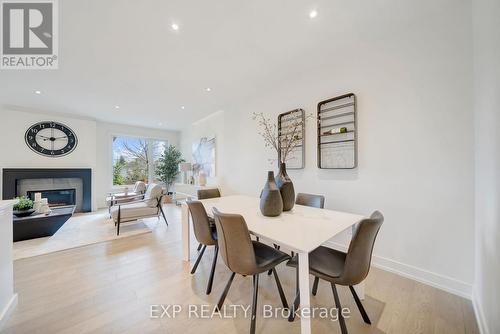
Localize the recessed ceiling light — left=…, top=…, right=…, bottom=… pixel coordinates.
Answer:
left=181, top=106, right=185, bottom=110
left=205, top=87, right=212, bottom=92
left=35, top=90, right=41, bottom=95
left=171, top=23, right=179, bottom=31
left=309, top=10, right=318, bottom=18
left=114, top=105, right=120, bottom=109
left=158, top=122, right=163, bottom=126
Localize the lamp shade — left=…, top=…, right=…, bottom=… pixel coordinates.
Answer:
left=179, top=162, right=192, bottom=172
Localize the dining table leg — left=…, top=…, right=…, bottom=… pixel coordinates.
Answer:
left=181, top=202, right=191, bottom=262
left=298, top=251, right=311, bottom=334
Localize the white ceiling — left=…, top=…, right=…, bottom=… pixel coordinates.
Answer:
left=0, top=0, right=432, bottom=130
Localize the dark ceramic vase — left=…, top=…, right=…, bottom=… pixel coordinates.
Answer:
left=275, top=162, right=295, bottom=211
left=260, top=171, right=283, bottom=217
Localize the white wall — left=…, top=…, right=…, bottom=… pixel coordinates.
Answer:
left=0, top=108, right=181, bottom=210
left=181, top=0, right=475, bottom=297
left=0, top=201, right=17, bottom=330
left=95, top=122, right=180, bottom=207
left=472, top=0, right=500, bottom=332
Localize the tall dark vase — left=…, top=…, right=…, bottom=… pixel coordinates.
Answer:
left=260, top=171, right=283, bottom=217
left=275, top=162, right=295, bottom=211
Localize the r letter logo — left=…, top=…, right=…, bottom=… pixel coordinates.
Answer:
left=1, top=0, right=58, bottom=69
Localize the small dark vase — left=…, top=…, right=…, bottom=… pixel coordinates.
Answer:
left=275, top=162, right=295, bottom=211
left=260, top=171, right=283, bottom=217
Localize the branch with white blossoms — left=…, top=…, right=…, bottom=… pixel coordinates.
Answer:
left=253, top=110, right=311, bottom=164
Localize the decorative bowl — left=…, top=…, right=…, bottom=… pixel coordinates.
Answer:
left=13, top=209, right=36, bottom=218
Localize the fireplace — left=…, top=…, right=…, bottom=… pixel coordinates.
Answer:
left=27, top=189, right=76, bottom=208
left=2, top=168, right=92, bottom=212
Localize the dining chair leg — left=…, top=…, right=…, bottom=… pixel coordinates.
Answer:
left=312, top=277, right=320, bottom=296
left=190, top=245, right=206, bottom=274
left=197, top=243, right=203, bottom=251
left=216, top=272, right=236, bottom=311
left=288, top=267, right=300, bottom=322
left=272, top=268, right=288, bottom=309
left=349, top=285, right=371, bottom=324
left=288, top=293, right=300, bottom=322
left=331, top=283, right=348, bottom=334
left=159, top=205, right=168, bottom=226
left=206, top=246, right=219, bottom=295
left=250, top=274, right=259, bottom=334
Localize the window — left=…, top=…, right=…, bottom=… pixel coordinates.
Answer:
left=112, top=136, right=167, bottom=186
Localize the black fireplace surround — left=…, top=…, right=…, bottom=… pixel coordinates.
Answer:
left=2, top=168, right=92, bottom=212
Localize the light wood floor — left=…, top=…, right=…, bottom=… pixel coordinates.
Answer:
left=3, top=205, right=479, bottom=334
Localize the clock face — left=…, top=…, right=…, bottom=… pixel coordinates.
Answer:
left=25, top=121, right=78, bottom=157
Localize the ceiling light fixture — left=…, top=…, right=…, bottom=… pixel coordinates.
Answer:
left=114, top=105, right=120, bottom=109
left=171, top=23, right=179, bottom=31
left=205, top=87, right=212, bottom=92
left=309, top=10, right=318, bottom=18
left=35, top=90, right=41, bottom=95
left=181, top=106, right=185, bottom=110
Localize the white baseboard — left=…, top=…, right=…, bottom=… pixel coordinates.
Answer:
left=0, top=293, right=18, bottom=331
left=472, top=288, right=489, bottom=334
left=324, top=241, right=473, bottom=299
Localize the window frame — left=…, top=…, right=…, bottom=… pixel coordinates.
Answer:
left=110, top=133, right=168, bottom=189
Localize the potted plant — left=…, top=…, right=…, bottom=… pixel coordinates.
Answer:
left=156, top=145, right=185, bottom=203
left=13, top=196, right=35, bottom=217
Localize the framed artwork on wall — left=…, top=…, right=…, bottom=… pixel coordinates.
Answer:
left=317, top=93, right=357, bottom=169
left=192, top=136, right=216, bottom=177
left=278, top=109, right=305, bottom=169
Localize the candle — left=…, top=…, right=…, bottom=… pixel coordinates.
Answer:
left=34, top=192, right=42, bottom=202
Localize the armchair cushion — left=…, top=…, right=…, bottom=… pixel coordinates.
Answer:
left=111, top=202, right=158, bottom=221
left=133, top=181, right=147, bottom=194
left=144, top=183, right=163, bottom=207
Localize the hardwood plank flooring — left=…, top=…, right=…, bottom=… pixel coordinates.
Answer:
left=2, top=204, right=479, bottom=334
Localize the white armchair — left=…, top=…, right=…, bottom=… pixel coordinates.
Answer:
left=110, top=183, right=167, bottom=235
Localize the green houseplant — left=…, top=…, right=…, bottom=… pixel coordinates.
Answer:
left=13, top=196, right=35, bottom=217
left=156, top=145, right=185, bottom=201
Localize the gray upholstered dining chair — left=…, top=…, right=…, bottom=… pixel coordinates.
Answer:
left=212, top=208, right=290, bottom=334
left=111, top=183, right=167, bottom=235
left=266, top=192, right=326, bottom=276
left=295, top=192, right=325, bottom=209
left=197, top=188, right=221, bottom=200
left=286, top=193, right=326, bottom=291
left=287, top=211, right=384, bottom=334
left=194, top=188, right=221, bottom=251
left=187, top=201, right=219, bottom=294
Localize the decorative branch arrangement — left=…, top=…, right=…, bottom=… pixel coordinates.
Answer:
left=253, top=109, right=309, bottom=163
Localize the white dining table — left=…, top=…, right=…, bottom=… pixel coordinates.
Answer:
left=181, top=194, right=365, bottom=334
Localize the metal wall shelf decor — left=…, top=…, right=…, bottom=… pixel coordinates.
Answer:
left=317, top=93, right=357, bottom=169
left=278, top=108, right=305, bottom=169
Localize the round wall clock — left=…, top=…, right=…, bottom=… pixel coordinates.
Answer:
left=25, top=121, right=78, bottom=157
